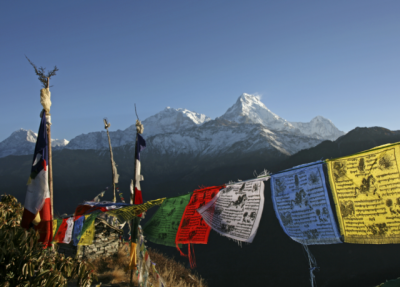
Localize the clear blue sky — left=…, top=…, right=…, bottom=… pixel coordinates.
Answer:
left=1, top=0, right=399, bottom=142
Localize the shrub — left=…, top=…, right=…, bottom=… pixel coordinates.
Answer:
left=90, top=244, right=207, bottom=287
left=0, top=194, right=97, bottom=287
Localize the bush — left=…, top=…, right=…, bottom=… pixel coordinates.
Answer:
left=90, top=244, right=207, bottom=287
left=0, top=194, right=97, bottom=287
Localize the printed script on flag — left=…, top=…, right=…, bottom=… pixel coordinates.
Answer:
left=197, top=178, right=268, bottom=243
left=271, top=162, right=341, bottom=245
left=176, top=186, right=224, bottom=245
left=326, top=143, right=400, bottom=244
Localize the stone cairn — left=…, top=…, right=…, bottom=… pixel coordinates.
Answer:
left=57, top=214, right=124, bottom=259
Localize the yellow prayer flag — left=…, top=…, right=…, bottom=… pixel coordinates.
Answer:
left=326, top=142, right=400, bottom=244
left=78, top=215, right=95, bottom=246
left=128, top=242, right=137, bottom=270
left=52, top=220, right=58, bottom=237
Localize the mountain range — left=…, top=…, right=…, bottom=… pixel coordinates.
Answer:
left=1, top=124, right=400, bottom=287
left=0, top=93, right=344, bottom=158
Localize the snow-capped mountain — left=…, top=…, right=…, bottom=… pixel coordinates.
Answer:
left=66, top=107, right=211, bottom=150
left=220, top=93, right=344, bottom=140
left=0, top=129, right=69, bottom=158
left=0, top=93, right=344, bottom=158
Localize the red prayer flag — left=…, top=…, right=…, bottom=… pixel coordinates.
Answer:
left=176, top=185, right=224, bottom=268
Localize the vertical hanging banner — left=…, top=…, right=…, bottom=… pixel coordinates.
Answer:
left=143, top=194, right=192, bottom=247
left=271, top=162, right=341, bottom=245
left=326, top=143, right=400, bottom=244
left=176, top=186, right=224, bottom=245
left=198, top=178, right=267, bottom=243
left=21, top=111, right=52, bottom=248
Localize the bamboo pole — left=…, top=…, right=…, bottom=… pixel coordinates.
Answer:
left=130, top=134, right=138, bottom=287
left=104, top=119, right=116, bottom=202
left=46, top=78, right=54, bottom=219
left=47, top=123, right=53, bottom=218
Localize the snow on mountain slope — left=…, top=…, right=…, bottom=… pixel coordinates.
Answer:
left=144, top=118, right=322, bottom=157
left=220, top=93, right=344, bottom=140
left=66, top=107, right=211, bottom=150
left=0, top=129, right=69, bottom=158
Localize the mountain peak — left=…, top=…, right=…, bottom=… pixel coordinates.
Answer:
left=220, top=93, right=294, bottom=130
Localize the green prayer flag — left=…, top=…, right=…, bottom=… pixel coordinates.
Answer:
left=143, top=193, right=192, bottom=247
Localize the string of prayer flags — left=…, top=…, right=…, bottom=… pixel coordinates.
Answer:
left=198, top=178, right=268, bottom=243
left=271, top=161, right=341, bottom=245
left=53, top=217, right=74, bottom=244
left=151, top=263, right=166, bottom=287
left=176, top=185, right=225, bottom=268
left=137, top=226, right=151, bottom=286
left=271, top=162, right=341, bottom=245
left=106, top=198, right=166, bottom=223
left=326, top=142, right=400, bottom=244
left=143, top=194, right=192, bottom=247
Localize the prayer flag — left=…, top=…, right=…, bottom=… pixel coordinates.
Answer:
left=128, top=242, right=137, bottom=270
left=326, top=143, right=400, bottom=244
left=20, top=112, right=52, bottom=248
left=198, top=178, right=268, bottom=243
left=72, top=216, right=85, bottom=246
left=52, top=219, right=61, bottom=238
left=143, top=194, right=192, bottom=247
left=53, top=217, right=74, bottom=244
left=176, top=185, right=224, bottom=268
left=271, top=162, right=341, bottom=245
left=77, top=213, right=98, bottom=245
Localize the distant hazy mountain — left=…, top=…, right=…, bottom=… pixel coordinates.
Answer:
left=0, top=129, right=69, bottom=158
